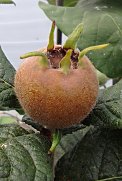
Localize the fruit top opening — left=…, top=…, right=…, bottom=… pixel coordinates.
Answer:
left=46, top=46, right=79, bottom=69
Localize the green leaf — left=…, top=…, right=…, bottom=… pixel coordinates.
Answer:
left=0, top=47, right=23, bottom=113
left=47, top=0, right=78, bottom=7
left=54, top=126, right=90, bottom=165
left=84, top=79, right=122, bottom=129
left=0, top=47, right=15, bottom=85
left=39, top=1, right=122, bottom=78
left=55, top=127, right=122, bottom=181
left=0, top=0, right=15, bottom=4
left=0, top=116, right=17, bottom=124
left=0, top=124, right=53, bottom=180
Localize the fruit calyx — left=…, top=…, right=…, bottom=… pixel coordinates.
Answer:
left=60, top=49, right=72, bottom=75
left=63, top=23, right=83, bottom=49
left=78, top=43, right=110, bottom=67
left=46, top=20, right=81, bottom=69
left=20, top=51, right=49, bottom=68
left=47, top=21, right=55, bottom=51
left=20, top=21, right=109, bottom=74
left=46, top=46, right=79, bottom=69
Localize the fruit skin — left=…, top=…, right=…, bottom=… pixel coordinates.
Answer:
left=14, top=47, right=99, bottom=129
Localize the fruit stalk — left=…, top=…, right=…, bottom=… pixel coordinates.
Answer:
left=48, top=130, right=62, bottom=154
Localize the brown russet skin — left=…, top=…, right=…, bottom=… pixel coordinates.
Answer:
left=14, top=48, right=99, bottom=129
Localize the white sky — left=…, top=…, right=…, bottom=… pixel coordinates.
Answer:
left=0, top=0, right=52, bottom=69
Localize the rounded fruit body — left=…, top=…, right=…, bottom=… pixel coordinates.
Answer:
left=14, top=48, right=99, bottom=129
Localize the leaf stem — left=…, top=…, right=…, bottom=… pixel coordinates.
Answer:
left=0, top=78, right=14, bottom=88
left=96, top=176, right=122, bottom=181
